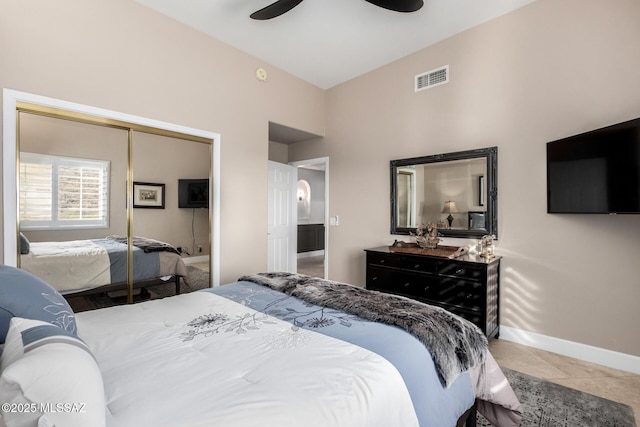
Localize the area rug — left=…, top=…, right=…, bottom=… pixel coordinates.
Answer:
left=67, top=265, right=211, bottom=312
left=477, top=368, right=636, bottom=427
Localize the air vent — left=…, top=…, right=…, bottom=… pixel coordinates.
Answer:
left=415, top=65, right=449, bottom=92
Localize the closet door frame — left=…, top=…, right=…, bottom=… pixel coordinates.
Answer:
left=3, top=89, right=221, bottom=296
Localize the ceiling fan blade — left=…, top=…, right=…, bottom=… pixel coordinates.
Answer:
left=250, top=0, right=305, bottom=20
left=364, top=0, right=424, bottom=13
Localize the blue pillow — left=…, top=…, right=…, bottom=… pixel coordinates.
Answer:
left=19, top=232, right=30, bottom=255
left=0, top=265, right=77, bottom=344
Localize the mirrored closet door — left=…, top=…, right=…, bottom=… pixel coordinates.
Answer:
left=14, top=102, right=213, bottom=306
left=132, top=131, right=212, bottom=300
left=18, top=111, right=129, bottom=297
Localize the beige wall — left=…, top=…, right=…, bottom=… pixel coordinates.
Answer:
left=291, top=0, right=640, bottom=357
left=268, top=141, right=289, bottom=164
left=0, top=0, right=325, bottom=283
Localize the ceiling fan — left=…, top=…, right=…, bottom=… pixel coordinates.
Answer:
left=250, top=0, right=424, bottom=20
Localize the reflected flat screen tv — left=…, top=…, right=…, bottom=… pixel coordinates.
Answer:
left=546, top=117, right=640, bottom=214
left=178, top=179, right=209, bottom=209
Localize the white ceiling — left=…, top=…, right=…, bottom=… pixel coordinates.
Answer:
left=136, top=0, right=537, bottom=89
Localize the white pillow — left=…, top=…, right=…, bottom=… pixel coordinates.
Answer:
left=0, top=318, right=86, bottom=372
left=0, top=318, right=105, bottom=427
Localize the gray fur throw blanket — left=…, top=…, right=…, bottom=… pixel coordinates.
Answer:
left=107, top=235, right=180, bottom=254
left=238, top=272, right=487, bottom=388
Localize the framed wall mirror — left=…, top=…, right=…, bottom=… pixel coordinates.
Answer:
left=390, top=147, right=498, bottom=239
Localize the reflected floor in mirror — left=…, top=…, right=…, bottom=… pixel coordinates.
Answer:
left=66, top=265, right=210, bottom=312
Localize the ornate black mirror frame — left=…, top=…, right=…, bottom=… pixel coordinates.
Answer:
left=390, top=146, right=498, bottom=239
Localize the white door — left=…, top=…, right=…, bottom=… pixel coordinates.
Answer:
left=267, top=161, right=297, bottom=272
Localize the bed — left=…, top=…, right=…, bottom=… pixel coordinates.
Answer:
left=18, top=235, right=188, bottom=296
left=0, top=266, right=523, bottom=427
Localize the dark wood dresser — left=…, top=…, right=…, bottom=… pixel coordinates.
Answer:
left=365, top=246, right=500, bottom=338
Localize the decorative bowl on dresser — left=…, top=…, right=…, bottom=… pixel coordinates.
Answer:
left=365, top=245, right=500, bottom=338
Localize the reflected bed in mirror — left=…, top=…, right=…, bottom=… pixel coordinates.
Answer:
left=390, top=147, right=497, bottom=239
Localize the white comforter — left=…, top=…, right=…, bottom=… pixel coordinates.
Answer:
left=21, top=240, right=111, bottom=292
left=76, top=292, right=420, bottom=427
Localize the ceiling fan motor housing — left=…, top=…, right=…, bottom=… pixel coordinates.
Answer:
left=250, top=0, right=424, bottom=20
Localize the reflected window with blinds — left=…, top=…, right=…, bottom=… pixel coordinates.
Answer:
left=20, top=152, right=110, bottom=230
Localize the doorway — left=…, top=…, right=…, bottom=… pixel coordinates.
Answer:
left=290, top=157, right=328, bottom=279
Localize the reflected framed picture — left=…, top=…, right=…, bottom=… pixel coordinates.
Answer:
left=133, top=182, right=165, bottom=209
left=478, top=175, right=485, bottom=207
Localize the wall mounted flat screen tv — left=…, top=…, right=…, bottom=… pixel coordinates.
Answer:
left=547, top=117, right=640, bottom=214
left=178, top=179, right=209, bottom=209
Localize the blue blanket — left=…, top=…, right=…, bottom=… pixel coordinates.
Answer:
left=206, top=281, right=475, bottom=427
left=92, top=239, right=160, bottom=283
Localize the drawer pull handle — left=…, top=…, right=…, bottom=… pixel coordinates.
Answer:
left=414, top=264, right=421, bottom=269
left=380, top=259, right=385, bottom=264
left=466, top=294, right=473, bottom=299
left=455, top=269, right=464, bottom=275
left=424, top=286, right=430, bottom=292
left=403, top=282, right=411, bottom=288
left=372, top=276, right=378, bottom=281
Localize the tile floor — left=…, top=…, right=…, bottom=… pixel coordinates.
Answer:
left=297, top=255, right=325, bottom=278
left=489, top=339, right=640, bottom=425
left=191, top=256, right=325, bottom=278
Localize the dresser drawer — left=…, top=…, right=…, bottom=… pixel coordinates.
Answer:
left=368, top=251, right=438, bottom=274
left=367, top=267, right=482, bottom=311
left=398, top=256, right=438, bottom=274
left=446, top=308, right=483, bottom=327
left=437, top=262, right=484, bottom=280
left=367, top=266, right=428, bottom=298
left=423, top=278, right=483, bottom=312
left=366, top=265, right=410, bottom=293
left=366, top=252, right=401, bottom=268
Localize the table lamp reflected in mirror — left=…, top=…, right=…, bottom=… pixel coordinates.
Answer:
left=442, top=201, right=458, bottom=228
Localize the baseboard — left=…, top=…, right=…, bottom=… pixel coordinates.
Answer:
left=499, top=325, right=640, bottom=375
left=182, top=255, right=209, bottom=265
